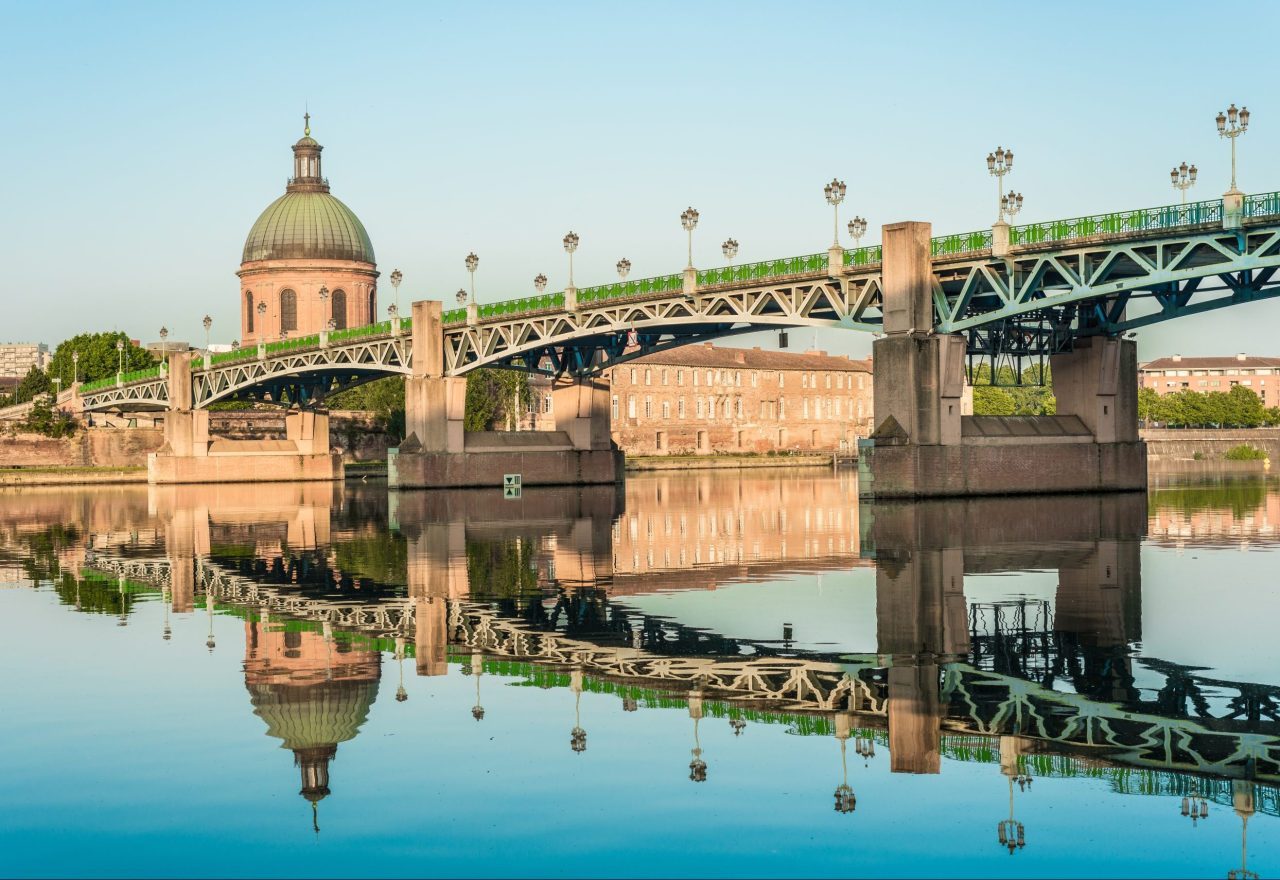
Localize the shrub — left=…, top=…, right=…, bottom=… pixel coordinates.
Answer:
left=1224, top=444, right=1268, bottom=461
left=1192, top=451, right=1204, bottom=461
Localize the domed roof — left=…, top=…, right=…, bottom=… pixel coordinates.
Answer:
left=248, top=678, right=381, bottom=750
left=242, top=191, right=375, bottom=264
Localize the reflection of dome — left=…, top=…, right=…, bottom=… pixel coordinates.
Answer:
left=241, top=192, right=375, bottom=264
left=248, top=679, right=382, bottom=751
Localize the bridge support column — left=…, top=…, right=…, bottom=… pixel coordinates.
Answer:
left=859, top=221, right=1146, bottom=498
left=148, top=352, right=342, bottom=485
left=391, top=300, right=623, bottom=489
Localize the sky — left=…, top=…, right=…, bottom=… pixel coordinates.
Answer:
left=3, top=0, right=1279, bottom=361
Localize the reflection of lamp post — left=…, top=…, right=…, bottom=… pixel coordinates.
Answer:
left=854, top=732, right=876, bottom=765
left=570, top=668, right=587, bottom=753
left=161, top=586, right=171, bottom=641
left=823, top=178, right=847, bottom=247
left=997, top=775, right=1026, bottom=854
left=1180, top=786, right=1208, bottom=826
left=1170, top=162, right=1198, bottom=205
left=394, top=636, right=408, bottom=702
left=729, top=716, right=746, bottom=736
left=834, top=730, right=856, bottom=814
left=205, top=592, right=216, bottom=652
left=116, top=575, right=127, bottom=627
left=688, top=691, right=707, bottom=783
left=471, top=653, right=485, bottom=720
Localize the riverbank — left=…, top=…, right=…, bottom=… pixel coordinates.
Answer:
left=0, top=466, right=148, bottom=487
left=625, top=453, right=835, bottom=471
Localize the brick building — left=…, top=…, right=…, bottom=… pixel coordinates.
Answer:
left=1139, top=354, right=1280, bottom=405
left=525, top=343, right=873, bottom=454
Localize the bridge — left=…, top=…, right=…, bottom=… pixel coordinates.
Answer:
left=70, top=189, right=1280, bottom=492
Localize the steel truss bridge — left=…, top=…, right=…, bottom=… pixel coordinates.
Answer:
left=86, top=551, right=1280, bottom=791
left=79, top=191, right=1280, bottom=412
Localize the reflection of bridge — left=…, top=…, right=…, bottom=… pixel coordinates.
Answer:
left=72, top=487, right=1280, bottom=791
left=74, top=189, right=1280, bottom=494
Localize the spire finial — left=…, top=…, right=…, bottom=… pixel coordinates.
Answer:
left=304, top=111, right=311, bottom=137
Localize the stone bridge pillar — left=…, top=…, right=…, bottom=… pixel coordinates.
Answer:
left=552, top=377, right=613, bottom=451
left=403, top=300, right=466, bottom=454
left=860, top=220, right=1146, bottom=498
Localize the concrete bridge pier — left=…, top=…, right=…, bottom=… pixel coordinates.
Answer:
left=859, top=221, right=1146, bottom=498
left=148, top=353, right=342, bottom=484
left=390, top=300, right=624, bottom=489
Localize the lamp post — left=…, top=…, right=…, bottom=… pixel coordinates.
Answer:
left=158, top=326, right=169, bottom=376
left=834, top=731, right=856, bottom=814
left=205, top=592, right=216, bottom=652
left=823, top=178, right=847, bottom=247
left=256, top=301, right=267, bottom=357
left=1216, top=103, right=1250, bottom=193
left=722, top=238, right=738, bottom=265
left=848, top=216, right=868, bottom=248
left=72, top=351, right=79, bottom=386
left=202, top=314, right=212, bottom=350
left=534, top=273, right=548, bottom=296
left=616, top=259, right=630, bottom=284
left=987, top=146, right=1015, bottom=222
left=563, top=232, right=580, bottom=288
left=1180, top=787, right=1209, bottom=826
left=455, top=289, right=468, bottom=306
left=465, top=252, right=479, bottom=304
left=1001, top=190, right=1024, bottom=221
left=116, top=338, right=124, bottom=386
left=570, top=668, right=587, bottom=753
left=688, top=691, right=707, bottom=783
left=470, top=653, right=485, bottom=721
left=318, top=287, right=330, bottom=343
left=1170, top=162, right=1198, bottom=205
left=680, top=207, right=699, bottom=268
left=389, top=269, right=403, bottom=315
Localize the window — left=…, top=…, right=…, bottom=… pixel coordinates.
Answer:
left=825, top=374, right=831, bottom=389
left=645, top=368, right=652, bottom=386
left=612, top=395, right=619, bottom=419
left=678, top=398, right=686, bottom=418
left=779, top=372, right=784, bottom=388
left=543, top=396, right=552, bottom=414
left=331, top=289, right=347, bottom=330
left=735, top=398, right=743, bottom=418
left=735, top=370, right=741, bottom=387
left=662, top=400, right=670, bottom=418
left=693, top=371, right=699, bottom=387
left=708, top=396, right=716, bottom=420
left=752, top=371, right=759, bottom=387
left=696, top=398, right=704, bottom=418
left=802, top=373, right=808, bottom=388
left=803, top=399, right=809, bottom=418
left=246, top=291, right=254, bottom=333
left=779, top=397, right=786, bottom=419
left=644, top=396, right=653, bottom=418
left=677, top=369, right=684, bottom=386
left=857, top=375, right=864, bottom=390
left=630, top=368, right=637, bottom=385
left=368, top=289, right=376, bottom=322
left=837, top=374, right=844, bottom=389
left=661, top=369, right=668, bottom=386
left=279, top=289, right=297, bottom=332
left=835, top=399, right=842, bottom=417
left=628, top=395, right=636, bottom=418
left=706, top=370, right=713, bottom=386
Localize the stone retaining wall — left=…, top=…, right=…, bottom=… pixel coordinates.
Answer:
left=1141, top=428, right=1280, bottom=460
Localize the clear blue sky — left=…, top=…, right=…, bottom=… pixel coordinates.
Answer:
left=4, top=0, right=1279, bottom=361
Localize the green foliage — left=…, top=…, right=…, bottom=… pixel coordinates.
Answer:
left=972, top=385, right=1016, bottom=416
left=48, top=332, right=156, bottom=388
left=464, top=368, right=532, bottom=432
left=1224, top=444, right=1268, bottom=461
left=1137, top=387, right=1160, bottom=423
left=969, top=363, right=1056, bottom=416
left=11, top=365, right=52, bottom=404
left=332, top=534, right=407, bottom=584
left=1146, top=385, right=1269, bottom=428
left=465, top=538, right=541, bottom=597
left=327, top=377, right=407, bottom=439
left=22, top=397, right=77, bottom=437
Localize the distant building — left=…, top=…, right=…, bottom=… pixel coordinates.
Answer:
left=0, top=343, right=49, bottom=390
left=1139, top=354, right=1280, bottom=405
left=524, top=343, right=874, bottom=454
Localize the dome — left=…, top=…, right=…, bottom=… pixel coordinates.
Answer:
left=248, top=678, right=381, bottom=750
left=242, top=191, right=376, bottom=264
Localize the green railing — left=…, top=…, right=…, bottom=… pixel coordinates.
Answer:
left=1010, top=196, right=1223, bottom=246
left=82, top=366, right=164, bottom=393
left=696, top=252, right=827, bottom=286
left=1245, top=189, right=1280, bottom=218
left=931, top=229, right=993, bottom=257
left=442, top=308, right=467, bottom=325
left=844, top=244, right=882, bottom=266
left=475, top=293, right=565, bottom=320
left=578, top=273, right=684, bottom=304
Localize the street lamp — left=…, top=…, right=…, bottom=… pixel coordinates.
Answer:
left=987, top=147, right=1015, bottom=222
left=1001, top=190, right=1024, bottom=220
left=465, top=252, right=479, bottom=304
left=847, top=216, right=868, bottom=248
left=256, top=300, right=267, bottom=329
left=569, top=668, right=587, bottom=754
left=72, top=351, right=79, bottom=385
left=834, top=733, right=856, bottom=814
left=202, top=314, right=212, bottom=351
left=680, top=207, right=699, bottom=268
left=997, top=775, right=1027, bottom=855
left=1181, top=788, right=1209, bottom=826
left=616, top=258, right=631, bottom=283
left=1216, top=103, right=1250, bottom=193
left=455, top=288, right=468, bottom=306
left=722, top=238, right=739, bottom=264
left=823, top=178, right=847, bottom=247
left=563, top=232, right=580, bottom=289
left=158, top=326, right=169, bottom=375
left=389, top=269, right=403, bottom=314
left=116, top=338, right=124, bottom=384
left=1170, top=162, right=1198, bottom=204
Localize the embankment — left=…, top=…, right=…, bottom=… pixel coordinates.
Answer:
left=1141, top=428, right=1280, bottom=461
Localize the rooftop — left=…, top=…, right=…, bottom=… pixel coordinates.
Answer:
left=627, top=342, right=871, bottom=372
left=1140, top=355, right=1280, bottom=371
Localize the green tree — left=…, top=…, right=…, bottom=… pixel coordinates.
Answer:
left=47, top=332, right=156, bottom=388
left=1225, top=385, right=1266, bottom=428
left=12, top=365, right=51, bottom=404
left=1137, top=387, right=1160, bottom=423
left=22, top=397, right=76, bottom=438
left=464, top=368, right=531, bottom=431
left=972, top=385, right=1016, bottom=416
left=328, top=377, right=407, bottom=439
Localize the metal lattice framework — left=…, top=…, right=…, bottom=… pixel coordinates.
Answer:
left=79, top=190, right=1280, bottom=409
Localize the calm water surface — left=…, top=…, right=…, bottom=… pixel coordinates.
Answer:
left=1, top=468, right=1277, bottom=878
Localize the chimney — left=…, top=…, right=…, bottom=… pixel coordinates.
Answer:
left=1237, top=352, right=1247, bottom=361
left=1171, top=354, right=1182, bottom=362
left=734, top=350, right=745, bottom=364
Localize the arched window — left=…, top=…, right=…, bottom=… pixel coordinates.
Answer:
left=245, top=291, right=254, bottom=333
left=279, top=289, right=297, bottom=332
left=331, top=289, right=347, bottom=330
left=367, top=289, right=376, bottom=324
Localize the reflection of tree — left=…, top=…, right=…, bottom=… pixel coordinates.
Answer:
left=1149, top=480, right=1268, bottom=520
left=15, top=523, right=80, bottom=584
left=51, top=571, right=136, bottom=617
left=332, top=534, right=407, bottom=585
left=465, top=538, right=540, bottom=598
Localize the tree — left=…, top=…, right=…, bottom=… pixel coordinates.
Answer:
left=464, top=369, right=532, bottom=431
left=12, top=365, right=51, bottom=404
left=23, top=397, right=76, bottom=438
left=1225, top=384, right=1266, bottom=428
left=327, top=377, right=407, bottom=439
left=1137, top=387, right=1160, bottom=423
left=972, top=385, right=1016, bottom=416
left=47, top=332, right=155, bottom=388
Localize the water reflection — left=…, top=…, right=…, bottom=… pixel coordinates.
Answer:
left=2, top=473, right=1278, bottom=874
